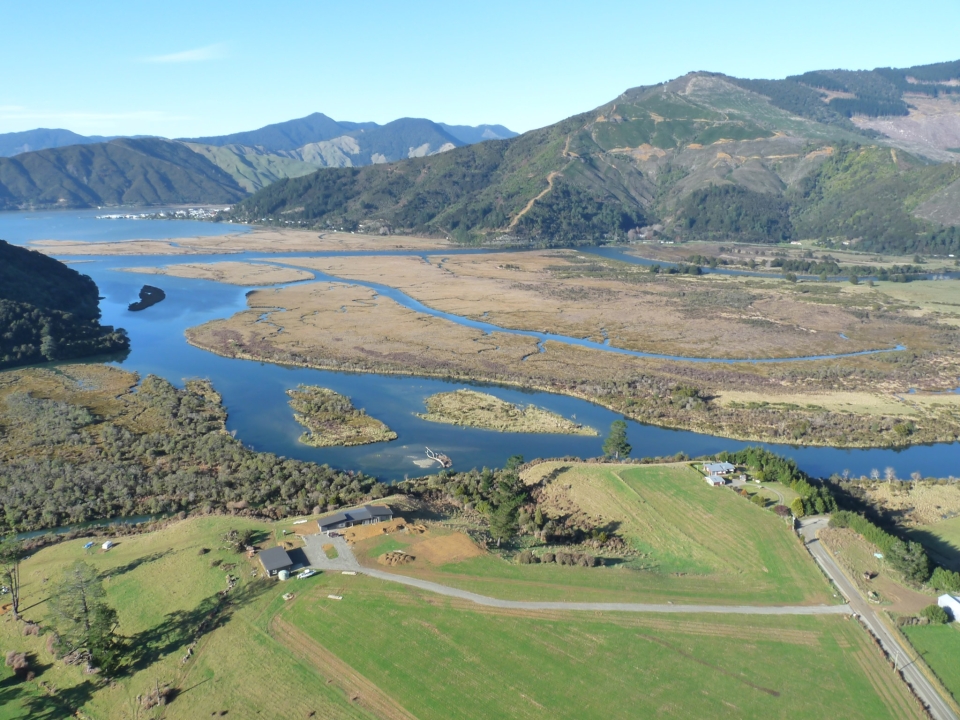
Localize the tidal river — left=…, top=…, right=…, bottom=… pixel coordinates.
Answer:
left=2, top=209, right=957, bottom=481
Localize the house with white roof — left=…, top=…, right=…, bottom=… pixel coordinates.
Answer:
left=703, top=462, right=736, bottom=476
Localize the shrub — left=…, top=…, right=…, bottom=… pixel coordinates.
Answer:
left=516, top=550, right=539, bottom=565
left=750, top=494, right=767, bottom=507
left=930, top=567, right=960, bottom=593
left=541, top=552, right=556, bottom=564
left=4, top=651, right=29, bottom=675
left=920, top=604, right=950, bottom=625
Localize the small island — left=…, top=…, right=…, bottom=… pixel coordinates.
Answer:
left=286, top=385, right=397, bottom=447
left=418, top=389, right=598, bottom=435
left=128, top=285, right=166, bottom=311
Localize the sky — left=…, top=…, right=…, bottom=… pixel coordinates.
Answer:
left=3, top=0, right=960, bottom=138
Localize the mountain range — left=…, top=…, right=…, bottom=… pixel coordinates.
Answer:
left=231, top=59, right=960, bottom=254
left=3, top=60, right=960, bottom=255
left=0, top=114, right=519, bottom=201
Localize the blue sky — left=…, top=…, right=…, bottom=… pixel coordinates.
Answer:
left=3, top=0, right=959, bottom=137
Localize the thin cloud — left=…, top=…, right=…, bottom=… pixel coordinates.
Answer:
left=142, top=43, right=227, bottom=64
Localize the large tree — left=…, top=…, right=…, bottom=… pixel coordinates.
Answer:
left=49, top=561, right=123, bottom=673
left=0, top=535, right=25, bottom=620
left=602, top=420, right=632, bottom=460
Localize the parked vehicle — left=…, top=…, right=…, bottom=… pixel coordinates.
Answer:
left=297, top=569, right=318, bottom=579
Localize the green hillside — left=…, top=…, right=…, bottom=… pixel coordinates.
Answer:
left=231, top=65, right=960, bottom=252
left=0, top=138, right=246, bottom=210
left=0, top=240, right=128, bottom=368
left=184, top=142, right=319, bottom=192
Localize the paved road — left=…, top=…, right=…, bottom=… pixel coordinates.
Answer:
left=800, top=517, right=958, bottom=720
left=304, top=533, right=848, bottom=615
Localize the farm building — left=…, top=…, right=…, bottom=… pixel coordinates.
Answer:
left=318, top=505, right=393, bottom=533
left=939, top=594, right=960, bottom=621
left=703, top=462, right=736, bottom=475
left=258, top=546, right=294, bottom=577
left=705, top=474, right=727, bottom=486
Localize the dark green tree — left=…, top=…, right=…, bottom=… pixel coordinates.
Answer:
left=602, top=420, right=632, bottom=459
left=49, top=561, right=123, bottom=673
left=488, top=498, right=521, bottom=547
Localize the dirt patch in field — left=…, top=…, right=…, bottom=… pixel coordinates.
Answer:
left=379, top=551, right=415, bottom=566
left=820, top=527, right=935, bottom=613
left=411, top=532, right=485, bottom=565
left=343, top=519, right=408, bottom=544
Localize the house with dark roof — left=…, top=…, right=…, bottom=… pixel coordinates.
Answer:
left=318, top=505, right=393, bottom=534
left=258, top=546, right=293, bottom=577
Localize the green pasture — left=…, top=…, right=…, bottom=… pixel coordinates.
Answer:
left=902, top=623, right=960, bottom=704
left=387, top=462, right=833, bottom=605
left=282, top=574, right=921, bottom=720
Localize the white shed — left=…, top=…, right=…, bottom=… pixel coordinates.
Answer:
left=938, top=594, right=960, bottom=621
left=705, top=475, right=727, bottom=486
left=101, top=540, right=114, bottom=551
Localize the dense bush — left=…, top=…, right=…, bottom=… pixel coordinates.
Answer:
left=720, top=448, right=837, bottom=515
left=0, top=376, right=384, bottom=532
left=0, top=241, right=129, bottom=368
left=676, top=185, right=793, bottom=242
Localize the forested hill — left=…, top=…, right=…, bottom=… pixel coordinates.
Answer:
left=229, top=59, right=960, bottom=254
left=0, top=138, right=246, bottom=210
left=0, top=241, right=129, bottom=368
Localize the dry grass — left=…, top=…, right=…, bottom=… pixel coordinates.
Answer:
left=120, top=261, right=314, bottom=285
left=864, top=481, right=960, bottom=526
left=410, top=532, right=485, bottom=565
left=274, top=250, right=915, bottom=359
left=418, top=388, right=598, bottom=435
left=30, top=227, right=451, bottom=256
left=819, top=527, right=936, bottom=613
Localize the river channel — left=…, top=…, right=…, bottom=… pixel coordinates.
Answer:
left=2, top=209, right=958, bottom=481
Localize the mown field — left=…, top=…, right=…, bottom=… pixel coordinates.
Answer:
left=356, top=463, right=835, bottom=605
left=0, top=510, right=927, bottom=720
left=280, top=574, right=923, bottom=720
left=901, top=623, right=960, bottom=705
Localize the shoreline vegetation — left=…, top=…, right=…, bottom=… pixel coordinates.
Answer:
left=184, top=279, right=960, bottom=449
left=418, top=389, right=598, bottom=436
left=286, top=384, right=397, bottom=447
left=0, top=365, right=385, bottom=533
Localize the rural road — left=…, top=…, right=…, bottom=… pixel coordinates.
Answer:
left=800, top=517, right=959, bottom=720
left=305, top=534, right=849, bottom=616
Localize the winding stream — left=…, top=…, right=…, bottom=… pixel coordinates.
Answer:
left=2, top=209, right=958, bottom=481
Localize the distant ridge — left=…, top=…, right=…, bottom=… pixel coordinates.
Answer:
left=0, top=128, right=114, bottom=157
left=0, top=138, right=245, bottom=210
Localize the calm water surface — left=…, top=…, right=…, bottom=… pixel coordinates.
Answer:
left=1, top=211, right=958, bottom=481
